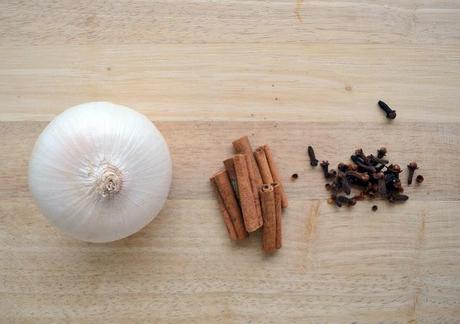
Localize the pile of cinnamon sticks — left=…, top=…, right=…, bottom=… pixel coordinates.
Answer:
left=210, top=136, right=288, bottom=253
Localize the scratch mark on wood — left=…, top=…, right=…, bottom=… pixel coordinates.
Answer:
left=416, top=211, right=426, bottom=247
left=409, top=287, right=421, bottom=323
left=306, top=200, right=320, bottom=240
left=410, top=211, right=426, bottom=322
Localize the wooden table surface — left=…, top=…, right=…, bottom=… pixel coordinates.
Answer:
left=1, top=1, right=460, bottom=323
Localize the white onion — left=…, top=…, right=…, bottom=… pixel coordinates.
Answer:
left=28, top=102, right=172, bottom=242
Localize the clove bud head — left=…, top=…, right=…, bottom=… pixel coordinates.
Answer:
left=407, top=162, right=418, bottom=170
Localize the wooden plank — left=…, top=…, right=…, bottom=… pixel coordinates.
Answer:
left=0, top=1, right=459, bottom=46
left=1, top=44, right=460, bottom=123
left=2, top=121, right=459, bottom=201
left=0, top=198, right=459, bottom=322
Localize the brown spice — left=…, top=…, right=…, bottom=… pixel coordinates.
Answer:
left=210, top=170, right=248, bottom=240
left=272, top=182, right=283, bottom=249
left=262, top=145, right=288, bottom=208
left=254, top=147, right=274, bottom=184
left=307, top=146, right=319, bottom=167
left=211, top=177, right=237, bottom=240
left=259, top=184, right=277, bottom=253
left=233, top=154, right=263, bottom=232
left=232, top=136, right=263, bottom=185
left=244, top=154, right=263, bottom=223
left=223, top=158, right=238, bottom=198
left=322, top=147, right=420, bottom=207
left=416, top=175, right=424, bottom=184
left=407, top=162, right=418, bottom=185
left=210, top=135, right=288, bottom=251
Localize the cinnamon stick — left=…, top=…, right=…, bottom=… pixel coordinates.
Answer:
left=254, top=147, right=274, bottom=184
left=210, top=178, right=237, bottom=240
left=232, top=136, right=263, bottom=185
left=223, top=158, right=239, bottom=199
left=272, top=182, right=282, bottom=249
left=263, top=145, right=288, bottom=208
left=210, top=170, right=248, bottom=240
left=244, top=154, right=263, bottom=223
left=233, top=154, right=263, bottom=232
left=259, top=184, right=277, bottom=253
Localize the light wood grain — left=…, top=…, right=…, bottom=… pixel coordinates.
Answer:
left=1, top=44, right=459, bottom=123
left=1, top=198, right=459, bottom=322
left=1, top=0, right=460, bottom=322
left=1, top=0, right=460, bottom=45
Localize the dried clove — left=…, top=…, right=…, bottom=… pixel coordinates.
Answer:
left=337, top=163, right=349, bottom=172
left=386, top=164, right=402, bottom=174
left=355, top=160, right=376, bottom=173
left=384, top=172, right=399, bottom=191
left=337, top=172, right=351, bottom=195
left=347, top=163, right=358, bottom=171
left=407, top=162, right=418, bottom=185
left=388, top=194, right=409, bottom=203
left=377, top=147, right=387, bottom=159
left=319, top=147, right=420, bottom=208
left=320, top=161, right=330, bottom=179
left=372, top=205, right=378, bottom=212
left=328, top=169, right=337, bottom=178
left=369, top=155, right=389, bottom=166
left=354, top=149, right=368, bottom=163
left=350, top=154, right=365, bottom=165
left=416, top=175, right=424, bottom=184
left=291, top=173, right=299, bottom=180
left=346, top=170, right=370, bottom=183
left=378, top=100, right=397, bottom=120
left=307, top=146, right=319, bottom=167
left=377, top=173, right=387, bottom=196
left=336, top=195, right=355, bottom=207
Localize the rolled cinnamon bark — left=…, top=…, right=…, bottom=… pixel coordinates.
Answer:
left=259, top=184, right=277, bottom=253
left=272, top=182, right=282, bottom=249
left=210, top=170, right=248, bottom=240
left=254, top=147, right=274, bottom=184
left=210, top=178, right=237, bottom=240
left=232, top=136, right=263, bottom=185
left=244, top=154, right=263, bottom=222
left=223, top=158, right=239, bottom=199
left=263, top=145, right=288, bottom=208
left=233, top=154, right=263, bottom=232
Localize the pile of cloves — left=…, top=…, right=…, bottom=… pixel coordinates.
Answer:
left=308, top=146, right=424, bottom=208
